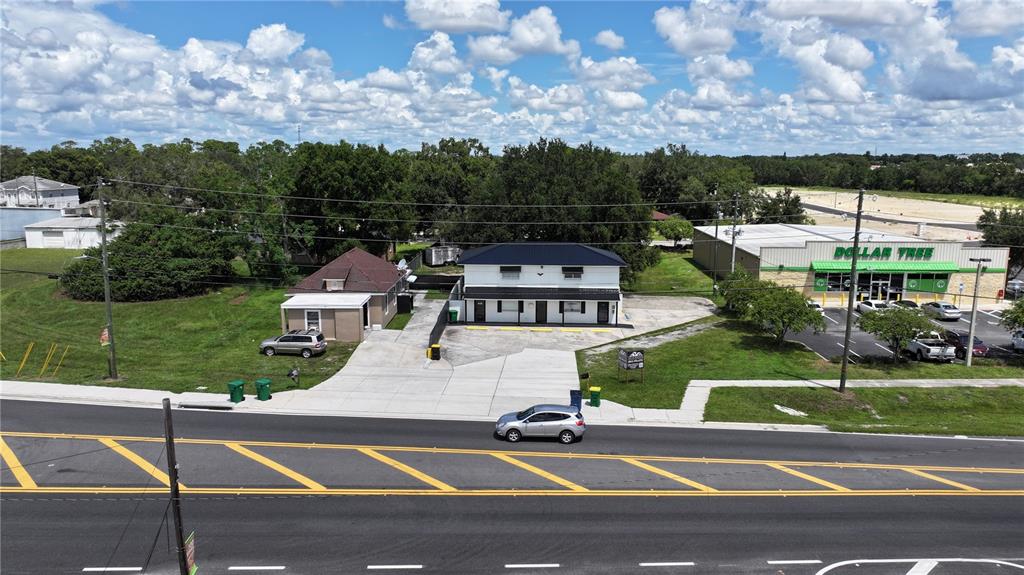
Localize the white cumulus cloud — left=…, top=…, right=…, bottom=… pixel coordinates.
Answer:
left=405, top=0, right=510, bottom=33
left=653, top=2, right=739, bottom=57
left=953, top=0, right=1024, bottom=37
left=594, top=29, right=625, bottom=51
left=246, top=23, right=304, bottom=61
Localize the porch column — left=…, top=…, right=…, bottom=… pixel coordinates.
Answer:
left=280, top=306, right=287, bottom=333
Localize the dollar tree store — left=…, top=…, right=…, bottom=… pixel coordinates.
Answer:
left=693, top=224, right=1010, bottom=306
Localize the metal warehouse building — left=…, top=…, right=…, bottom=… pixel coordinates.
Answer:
left=693, top=224, right=1010, bottom=305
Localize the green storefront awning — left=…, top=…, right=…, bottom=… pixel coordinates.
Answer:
left=811, top=260, right=960, bottom=273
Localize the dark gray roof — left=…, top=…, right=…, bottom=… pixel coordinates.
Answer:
left=463, top=286, right=620, bottom=301
left=458, top=243, right=626, bottom=267
left=1, top=176, right=78, bottom=192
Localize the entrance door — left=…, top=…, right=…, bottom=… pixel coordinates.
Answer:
left=870, top=279, right=890, bottom=300
left=536, top=301, right=547, bottom=324
left=474, top=300, right=486, bottom=322
left=597, top=302, right=609, bottom=324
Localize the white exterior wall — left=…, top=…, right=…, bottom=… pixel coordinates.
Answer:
left=463, top=264, right=619, bottom=288
left=25, top=227, right=108, bottom=249
left=465, top=298, right=618, bottom=324
left=2, top=189, right=79, bottom=209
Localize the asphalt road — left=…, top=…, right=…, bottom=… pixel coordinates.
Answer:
left=790, top=306, right=1021, bottom=362
left=2, top=400, right=1023, bottom=574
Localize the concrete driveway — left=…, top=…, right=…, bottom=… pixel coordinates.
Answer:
left=442, top=295, right=716, bottom=366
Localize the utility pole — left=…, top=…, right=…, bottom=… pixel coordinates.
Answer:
left=965, top=257, right=991, bottom=367
left=839, top=188, right=866, bottom=393
left=163, top=398, right=189, bottom=575
left=98, top=178, right=118, bottom=380
left=729, top=191, right=740, bottom=273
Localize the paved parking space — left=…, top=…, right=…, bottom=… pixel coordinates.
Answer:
left=3, top=431, right=1022, bottom=497
left=791, top=307, right=1020, bottom=362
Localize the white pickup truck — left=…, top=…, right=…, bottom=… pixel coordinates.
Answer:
left=905, top=334, right=956, bottom=362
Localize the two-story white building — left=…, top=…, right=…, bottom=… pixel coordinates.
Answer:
left=457, top=243, right=626, bottom=325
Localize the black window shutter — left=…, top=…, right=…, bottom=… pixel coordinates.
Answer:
left=581, top=301, right=586, bottom=314
left=497, top=301, right=502, bottom=313
left=559, top=301, right=564, bottom=313
left=518, top=301, right=524, bottom=313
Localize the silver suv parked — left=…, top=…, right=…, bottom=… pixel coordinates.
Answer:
left=495, top=404, right=586, bottom=444
left=259, top=330, right=327, bottom=358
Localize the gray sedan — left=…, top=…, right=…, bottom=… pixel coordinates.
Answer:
left=495, top=405, right=586, bottom=444
left=921, top=301, right=962, bottom=321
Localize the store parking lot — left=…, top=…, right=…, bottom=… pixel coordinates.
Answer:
left=790, top=306, right=1020, bottom=362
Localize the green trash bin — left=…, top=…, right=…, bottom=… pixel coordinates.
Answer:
left=228, top=380, right=245, bottom=403
left=589, top=386, right=601, bottom=407
left=254, top=378, right=272, bottom=401
left=448, top=308, right=458, bottom=323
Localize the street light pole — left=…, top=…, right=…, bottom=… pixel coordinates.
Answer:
left=965, top=257, right=991, bottom=367
left=98, top=178, right=118, bottom=380
left=163, top=398, right=189, bottom=575
left=839, top=188, right=866, bottom=393
left=729, top=191, right=739, bottom=273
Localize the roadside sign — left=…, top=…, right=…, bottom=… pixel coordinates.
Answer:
left=957, top=281, right=964, bottom=293
left=185, top=531, right=197, bottom=575
left=99, top=327, right=109, bottom=347
left=618, top=349, right=644, bottom=370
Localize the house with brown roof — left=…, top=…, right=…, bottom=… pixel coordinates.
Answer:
left=280, top=247, right=405, bottom=342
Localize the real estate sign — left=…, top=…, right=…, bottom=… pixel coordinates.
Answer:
left=618, top=349, right=644, bottom=370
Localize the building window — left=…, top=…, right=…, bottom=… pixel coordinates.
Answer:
left=562, top=266, right=583, bottom=279
left=497, top=301, right=502, bottom=313
left=500, top=266, right=521, bottom=280
left=305, top=310, right=321, bottom=331
left=564, top=301, right=582, bottom=313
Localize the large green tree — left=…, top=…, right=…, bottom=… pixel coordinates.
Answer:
left=1001, top=298, right=1024, bottom=331
left=743, top=285, right=827, bottom=345
left=857, top=308, right=935, bottom=362
left=978, top=208, right=1024, bottom=278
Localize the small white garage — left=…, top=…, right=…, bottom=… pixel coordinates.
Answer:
left=24, top=217, right=119, bottom=249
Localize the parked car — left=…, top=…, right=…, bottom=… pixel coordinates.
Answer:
left=807, top=300, right=825, bottom=315
left=892, top=300, right=918, bottom=309
left=940, top=330, right=989, bottom=359
left=857, top=300, right=890, bottom=314
left=905, top=333, right=956, bottom=362
left=494, top=404, right=586, bottom=444
left=1012, top=330, right=1024, bottom=353
left=259, top=329, right=327, bottom=358
left=921, top=301, right=962, bottom=320
left=1006, top=279, right=1024, bottom=299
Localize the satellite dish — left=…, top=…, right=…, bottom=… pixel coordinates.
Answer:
left=397, top=258, right=408, bottom=270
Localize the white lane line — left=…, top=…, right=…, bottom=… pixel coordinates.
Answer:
left=992, top=345, right=1011, bottom=352
left=767, top=559, right=823, bottom=565
left=228, top=568, right=287, bottom=572
left=981, top=310, right=1002, bottom=319
left=824, top=314, right=839, bottom=324
left=959, top=318, right=970, bottom=324
left=82, top=570, right=142, bottom=573
left=505, top=564, right=560, bottom=569
left=874, top=343, right=892, bottom=353
left=835, top=342, right=863, bottom=357
left=987, top=321, right=999, bottom=325
left=639, top=562, right=695, bottom=567
left=366, top=566, right=423, bottom=571
left=812, top=350, right=829, bottom=361
left=905, top=560, right=939, bottom=574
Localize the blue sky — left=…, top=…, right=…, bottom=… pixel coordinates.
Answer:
left=2, top=0, right=1023, bottom=154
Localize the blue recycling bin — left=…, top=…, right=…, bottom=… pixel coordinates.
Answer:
left=570, top=389, right=582, bottom=410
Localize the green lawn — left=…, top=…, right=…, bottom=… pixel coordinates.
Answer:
left=425, top=289, right=451, bottom=300
left=0, top=248, right=356, bottom=393
left=774, top=185, right=1024, bottom=209
left=623, top=251, right=717, bottom=300
left=385, top=311, right=413, bottom=330
left=705, top=386, right=1024, bottom=436
left=394, top=242, right=429, bottom=263
left=417, top=263, right=463, bottom=275
left=578, top=320, right=1024, bottom=409
left=1, top=248, right=82, bottom=290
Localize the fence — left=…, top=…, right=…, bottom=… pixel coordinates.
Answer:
left=411, top=274, right=462, bottom=291
left=428, top=299, right=449, bottom=347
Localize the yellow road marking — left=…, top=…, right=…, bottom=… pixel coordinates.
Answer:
left=0, top=436, right=37, bottom=488
left=98, top=438, right=178, bottom=488
left=529, top=328, right=552, bottom=332
left=225, top=443, right=326, bottom=491
left=492, top=453, right=588, bottom=492
left=622, top=458, right=717, bottom=492
left=3, top=431, right=1023, bottom=475
left=466, top=326, right=488, bottom=331
left=591, top=328, right=612, bottom=333
left=1, top=486, right=1022, bottom=497
left=559, top=328, right=583, bottom=333
left=357, top=448, right=456, bottom=491
left=902, top=468, right=980, bottom=492
left=768, top=463, right=850, bottom=492
left=498, top=327, right=525, bottom=331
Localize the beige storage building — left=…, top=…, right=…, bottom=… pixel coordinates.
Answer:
left=693, top=224, right=1010, bottom=307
